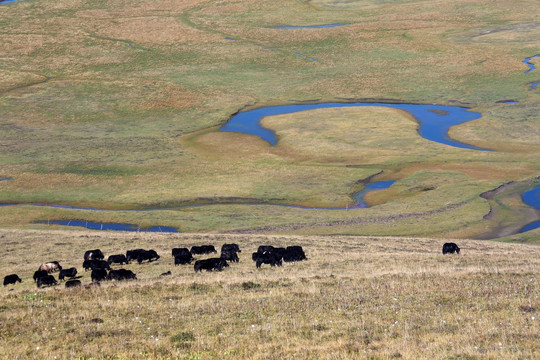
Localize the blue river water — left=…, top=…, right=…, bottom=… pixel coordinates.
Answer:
left=25, top=180, right=395, bottom=231
left=351, top=180, right=395, bottom=208
left=0, top=180, right=394, bottom=213
left=0, top=0, right=19, bottom=4
left=523, top=184, right=540, bottom=208
left=295, top=53, right=319, bottom=63
left=529, top=81, right=540, bottom=91
left=520, top=184, right=540, bottom=233
left=524, top=54, right=539, bottom=74
left=38, top=220, right=178, bottom=233
left=520, top=221, right=540, bottom=233
left=220, top=102, right=489, bottom=151
left=274, top=23, right=351, bottom=29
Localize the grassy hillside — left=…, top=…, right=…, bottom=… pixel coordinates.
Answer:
left=0, top=0, right=539, bottom=237
left=0, top=229, right=539, bottom=359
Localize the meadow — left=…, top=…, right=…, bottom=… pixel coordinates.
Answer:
left=0, top=229, right=539, bottom=359
left=0, top=0, right=539, bottom=239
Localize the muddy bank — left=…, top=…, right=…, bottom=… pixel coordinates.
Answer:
left=476, top=177, right=540, bottom=239
left=475, top=207, right=540, bottom=240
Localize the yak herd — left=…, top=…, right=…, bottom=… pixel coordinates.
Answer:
left=3, top=242, right=460, bottom=289
left=2, top=242, right=312, bottom=289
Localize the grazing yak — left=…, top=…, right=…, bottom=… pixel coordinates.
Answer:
left=83, top=259, right=110, bottom=272
left=106, top=269, right=137, bottom=281
left=84, top=249, right=104, bottom=261
left=37, top=275, right=58, bottom=288
left=190, top=245, right=217, bottom=255
left=172, top=247, right=192, bottom=258
left=173, top=248, right=193, bottom=265
left=252, top=251, right=283, bottom=268
left=126, top=249, right=145, bottom=263
left=194, top=258, right=229, bottom=272
left=38, top=261, right=62, bottom=273
left=125, top=249, right=159, bottom=264
left=33, top=270, right=48, bottom=282
left=220, top=243, right=241, bottom=263
left=442, top=242, right=460, bottom=255
left=283, top=246, right=307, bottom=262
left=107, top=254, right=128, bottom=266
left=3, top=274, right=22, bottom=286
left=252, top=245, right=307, bottom=268
left=65, top=279, right=82, bottom=288
left=252, top=246, right=285, bottom=268
left=174, top=254, right=193, bottom=266
left=91, top=269, right=108, bottom=283
left=58, top=267, right=78, bottom=280
left=136, top=249, right=160, bottom=264
left=220, top=249, right=240, bottom=263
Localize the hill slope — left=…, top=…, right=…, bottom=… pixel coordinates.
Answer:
left=1, top=229, right=539, bottom=359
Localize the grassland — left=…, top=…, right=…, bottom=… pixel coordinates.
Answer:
left=1, top=1, right=539, bottom=358
left=0, top=229, right=539, bottom=359
left=0, top=0, right=539, bottom=236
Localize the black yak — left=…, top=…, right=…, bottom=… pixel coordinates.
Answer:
left=442, top=242, right=460, bottom=255
left=3, top=274, right=22, bottom=286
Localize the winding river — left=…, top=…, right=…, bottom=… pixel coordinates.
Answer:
left=220, top=102, right=489, bottom=151
left=3, top=102, right=490, bottom=231
left=1, top=180, right=395, bottom=212
left=523, top=54, right=539, bottom=74
left=274, top=23, right=351, bottom=29
left=520, top=184, right=540, bottom=233
left=23, top=180, right=395, bottom=232
left=37, top=220, right=179, bottom=233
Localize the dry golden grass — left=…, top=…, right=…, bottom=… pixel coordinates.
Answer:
left=0, top=229, right=539, bottom=359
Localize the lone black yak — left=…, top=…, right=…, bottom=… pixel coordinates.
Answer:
left=442, top=242, right=460, bottom=255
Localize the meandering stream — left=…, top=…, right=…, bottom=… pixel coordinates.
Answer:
left=220, top=102, right=489, bottom=151
left=38, top=220, right=179, bottom=233
left=524, top=54, right=539, bottom=74
left=274, top=23, right=351, bottom=29
left=24, top=180, right=395, bottom=232
left=520, top=184, right=540, bottom=233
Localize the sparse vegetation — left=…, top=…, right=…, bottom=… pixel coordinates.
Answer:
left=0, top=229, right=539, bottom=359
